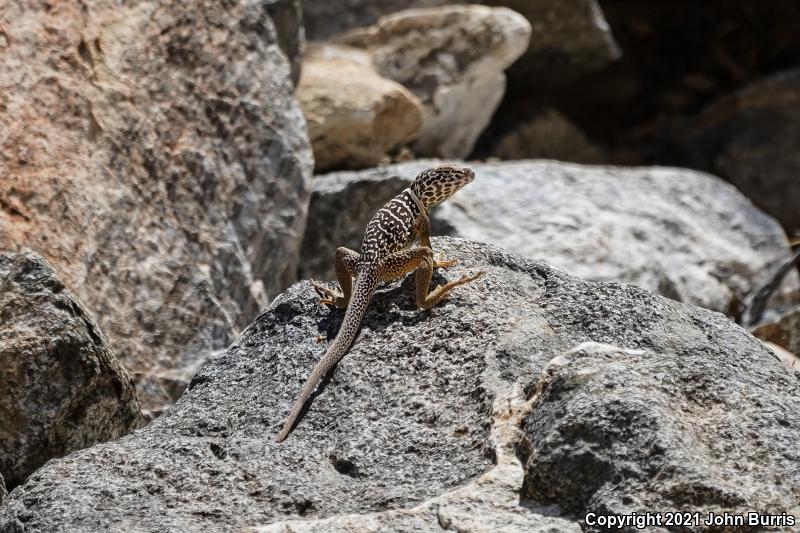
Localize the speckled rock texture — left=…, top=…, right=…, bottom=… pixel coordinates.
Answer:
left=680, top=68, right=800, bottom=232
left=0, top=474, right=6, bottom=505
left=302, top=160, right=799, bottom=316
left=0, top=0, right=313, bottom=414
left=0, top=250, right=141, bottom=490
left=335, top=5, right=531, bottom=159
left=523, top=342, right=800, bottom=531
left=2, top=239, right=799, bottom=532
left=297, top=44, right=423, bottom=172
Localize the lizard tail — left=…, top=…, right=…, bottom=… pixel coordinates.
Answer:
left=275, top=268, right=378, bottom=442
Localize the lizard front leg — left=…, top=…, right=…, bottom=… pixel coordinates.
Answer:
left=311, top=247, right=359, bottom=309
left=377, top=246, right=484, bottom=309
left=414, top=215, right=458, bottom=269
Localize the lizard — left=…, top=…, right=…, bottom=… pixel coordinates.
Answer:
left=275, top=165, right=484, bottom=442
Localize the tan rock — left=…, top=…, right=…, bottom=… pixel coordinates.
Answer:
left=0, top=0, right=312, bottom=414
left=298, top=44, right=423, bottom=172
left=337, top=5, right=531, bottom=158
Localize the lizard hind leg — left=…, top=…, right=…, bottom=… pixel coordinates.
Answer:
left=311, top=247, right=360, bottom=309
left=377, top=247, right=484, bottom=309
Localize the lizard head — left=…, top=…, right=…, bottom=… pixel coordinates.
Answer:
left=410, top=165, right=475, bottom=209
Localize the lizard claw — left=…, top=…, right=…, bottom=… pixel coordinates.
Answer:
left=459, top=270, right=485, bottom=284
left=310, top=279, right=348, bottom=309
left=434, top=252, right=458, bottom=269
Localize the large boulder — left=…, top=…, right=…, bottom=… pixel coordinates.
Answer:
left=302, top=0, right=618, bottom=85
left=485, top=0, right=620, bottom=86
left=297, top=44, right=423, bottom=172
left=302, top=160, right=799, bottom=316
left=2, top=238, right=798, bottom=531
left=0, top=0, right=313, bottom=413
left=0, top=250, right=141, bottom=490
left=679, top=68, right=800, bottom=233
left=335, top=5, right=531, bottom=159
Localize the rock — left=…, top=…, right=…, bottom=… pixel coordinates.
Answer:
left=3, top=238, right=799, bottom=531
left=301, top=160, right=799, bottom=315
left=302, top=0, right=618, bottom=85
left=485, top=0, right=620, bottom=86
left=301, top=0, right=440, bottom=40
left=752, top=306, right=800, bottom=362
left=297, top=44, right=423, bottom=172
left=489, top=108, right=606, bottom=162
left=521, top=341, right=800, bottom=527
left=0, top=250, right=141, bottom=490
left=261, top=0, right=305, bottom=86
left=679, top=68, right=800, bottom=232
left=336, top=5, right=531, bottom=159
left=0, top=473, right=5, bottom=505
left=0, top=0, right=313, bottom=413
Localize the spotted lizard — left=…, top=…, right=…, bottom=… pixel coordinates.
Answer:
left=275, top=165, right=484, bottom=442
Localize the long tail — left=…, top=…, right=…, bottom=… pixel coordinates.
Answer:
left=275, top=268, right=378, bottom=442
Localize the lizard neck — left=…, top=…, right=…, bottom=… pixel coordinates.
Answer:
left=403, top=187, right=427, bottom=220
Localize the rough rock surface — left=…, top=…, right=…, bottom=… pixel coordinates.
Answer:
left=679, top=68, right=800, bottom=232
left=303, top=160, right=799, bottom=316
left=0, top=250, right=141, bottom=489
left=0, top=0, right=313, bottom=413
left=0, top=473, right=5, bottom=506
left=336, top=5, right=531, bottom=159
left=523, top=340, right=800, bottom=529
left=3, top=238, right=800, bottom=532
left=297, top=44, right=422, bottom=172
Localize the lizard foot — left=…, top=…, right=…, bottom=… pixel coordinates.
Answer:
left=433, top=253, right=458, bottom=269
left=310, top=280, right=348, bottom=309
left=457, top=270, right=485, bottom=285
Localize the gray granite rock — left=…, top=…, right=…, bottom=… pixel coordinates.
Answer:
left=302, top=160, right=799, bottom=316
left=0, top=0, right=313, bottom=414
left=2, top=238, right=799, bottom=532
left=523, top=341, right=800, bottom=531
left=0, top=250, right=141, bottom=490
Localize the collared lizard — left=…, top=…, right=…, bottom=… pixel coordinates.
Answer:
left=276, top=165, right=483, bottom=442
